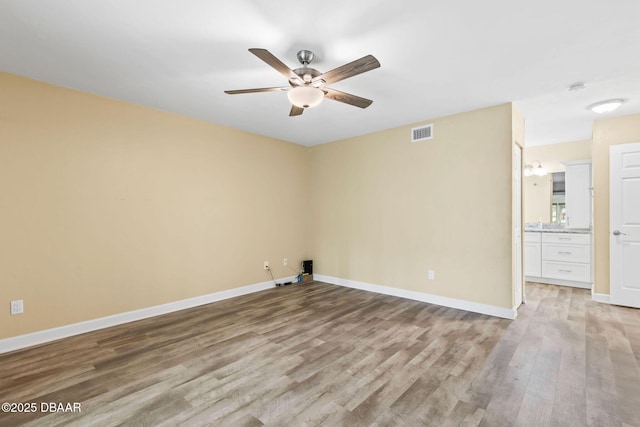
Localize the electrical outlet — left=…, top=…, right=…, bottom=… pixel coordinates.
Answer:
left=11, top=299, right=24, bottom=315
left=428, top=270, right=435, bottom=280
left=264, top=261, right=270, bottom=270
left=283, top=258, right=288, bottom=266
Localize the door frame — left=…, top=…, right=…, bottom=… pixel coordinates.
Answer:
left=514, top=143, right=524, bottom=308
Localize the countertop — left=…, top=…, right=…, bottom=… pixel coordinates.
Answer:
left=524, top=226, right=591, bottom=234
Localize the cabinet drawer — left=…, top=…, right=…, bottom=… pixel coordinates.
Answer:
left=542, top=233, right=590, bottom=245
left=541, top=261, right=591, bottom=282
left=542, top=243, right=590, bottom=263
left=525, top=232, right=541, bottom=243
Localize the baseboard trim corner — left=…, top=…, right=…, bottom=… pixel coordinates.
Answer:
left=0, top=277, right=293, bottom=355
left=591, top=291, right=611, bottom=304
left=314, top=274, right=516, bottom=320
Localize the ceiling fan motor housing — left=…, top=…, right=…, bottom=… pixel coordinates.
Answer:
left=296, top=50, right=314, bottom=65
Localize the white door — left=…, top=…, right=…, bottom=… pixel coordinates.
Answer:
left=514, top=145, right=523, bottom=307
left=610, top=142, right=640, bottom=308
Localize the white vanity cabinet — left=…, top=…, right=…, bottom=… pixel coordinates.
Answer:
left=524, top=232, right=541, bottom=277
left=525, top=231, right=592, bottom=289
left=564, top=161, right=592, bottom=229
left=540, top=233, right=591, bottom=284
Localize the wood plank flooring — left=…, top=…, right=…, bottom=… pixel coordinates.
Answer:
left=1, top=281, right=639, bottom=426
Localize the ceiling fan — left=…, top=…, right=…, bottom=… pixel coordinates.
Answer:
left=225, top=48, right=380, bottom=116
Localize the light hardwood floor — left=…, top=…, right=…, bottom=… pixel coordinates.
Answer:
left=1, top=282, right=639, bottom=426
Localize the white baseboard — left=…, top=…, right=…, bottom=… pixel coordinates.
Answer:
left=525, top=276, right=591, bottom=289
left=0, top=276, right=295, bottom=355
left=591, top=291, right=611, bottom=304
left=314, top=274, right=517, bottom=320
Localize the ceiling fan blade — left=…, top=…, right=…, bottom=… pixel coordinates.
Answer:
left=313, top=55, right=380, bottom=85
left=289, top=105, right=304, bottom=116
left=225, top=86, right=288, bottom=94
left=249, top=48, right=302, bottom=84
left=323, top=88, right=373, bottom=109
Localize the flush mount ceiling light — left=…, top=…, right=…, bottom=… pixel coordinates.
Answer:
left=287, top=86, right=324, bottom=109
left=524, top=161, right=547, bottom=177
left=588, top=99, right=625, bottom=114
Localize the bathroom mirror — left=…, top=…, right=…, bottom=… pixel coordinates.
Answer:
left=551, top=172, right=565, bottom=224
left=524, top=171, right=565, bottom=223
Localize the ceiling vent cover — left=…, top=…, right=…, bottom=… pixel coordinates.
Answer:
left=411, top=124, right=433, bottom=142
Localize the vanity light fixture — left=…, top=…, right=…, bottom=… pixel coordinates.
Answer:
left=524, top=160, right=547, bottom=177
left=588, top=99, right=625, bottom=114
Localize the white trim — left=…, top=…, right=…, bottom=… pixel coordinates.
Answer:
left=0, top=277, right=294, bottom=355
left=314, top=274, right=516, bottom=320
left=592, top=290, right=611, bottom=304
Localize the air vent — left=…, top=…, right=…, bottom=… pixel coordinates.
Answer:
left=411, top=124, right=433, bottom=142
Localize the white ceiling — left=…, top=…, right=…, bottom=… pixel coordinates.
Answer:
left=1, top=0, right=639, bottom=147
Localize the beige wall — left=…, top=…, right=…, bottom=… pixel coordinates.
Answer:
left=1, top=73, right=519, bottom=341
left=523, top=140, right=592, bottom=223
left=0, top=73, right=308, bottom=339
left=592, top=114, right=640, bottom=294
left=308, top=104, right=515, bottom=309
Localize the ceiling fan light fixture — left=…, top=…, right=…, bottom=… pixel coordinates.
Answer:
left=588, top=99, right=625, bottom=114
left=287, top=86, right=324, bottom=109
